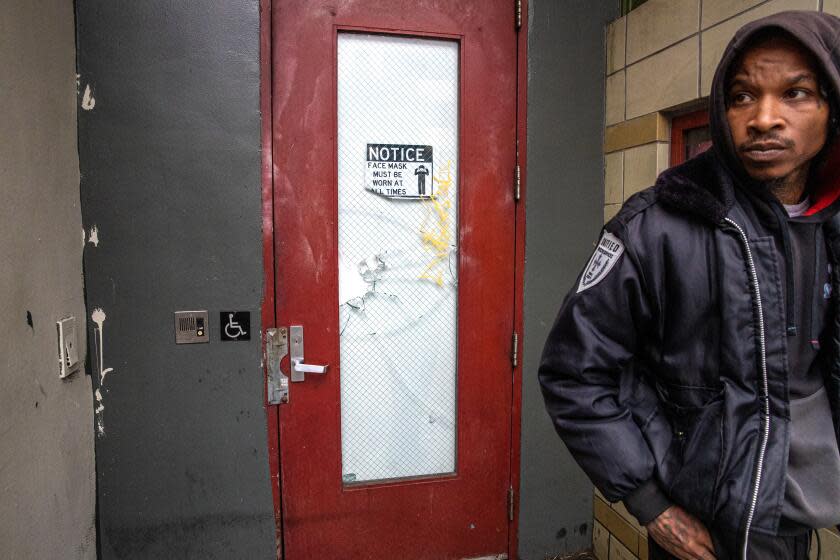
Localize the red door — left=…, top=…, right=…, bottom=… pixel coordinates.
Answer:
left=271, top=2, right=519, bottom=558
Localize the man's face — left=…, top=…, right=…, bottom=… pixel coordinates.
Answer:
left=726, top=36, right=829, bottom=184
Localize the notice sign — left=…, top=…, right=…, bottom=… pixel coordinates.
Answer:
left=365, top=143, right=433, bottom=199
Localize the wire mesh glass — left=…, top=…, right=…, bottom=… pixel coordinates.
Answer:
left=337, top=33, right=459, bottom=484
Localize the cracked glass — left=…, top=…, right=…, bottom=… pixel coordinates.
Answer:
left=337, top=33, right=459, bottom=484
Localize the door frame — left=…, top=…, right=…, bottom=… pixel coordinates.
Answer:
left=511, top=3, right=528, bottom=556
left=259, top=1, right=528, bottom=557
left=259, top=0, right=283, bottom=556
left=670, top=108, right=710, bottom=166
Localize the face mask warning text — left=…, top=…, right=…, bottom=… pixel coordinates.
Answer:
left=365, top=143, right=433, bottom=199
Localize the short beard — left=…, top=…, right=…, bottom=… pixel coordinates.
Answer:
left=764, top=175, right=794, bottom=198
left=760, top=165, right=811, bottom=204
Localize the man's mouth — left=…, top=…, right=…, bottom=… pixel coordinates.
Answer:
left=741, top=141, right=790, bottom=163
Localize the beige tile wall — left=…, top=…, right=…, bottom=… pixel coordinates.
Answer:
left=626, top=37, right=699, bottom=119
left=606, top=16, right=626, bottom=74
left=810, top=527, right=840, bottom=559
left=701, top=0, right=764, bottom=28
left=623, top=142, right=669, bottom=200
left=606, top=71, right=626, bottom=125
left=598, top=1, right=838, bottom=558
left=593, top=489, right=649, bottom=560
left=825, top=0, right=840, bottom=16
left=604, top=152, right=624, bottom=205
left=625, top=0, right=700, bottom=65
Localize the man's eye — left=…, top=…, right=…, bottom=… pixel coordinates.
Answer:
left=730, top=92, right=752, bottom=104
left=785, top=88, right=809, bottom=100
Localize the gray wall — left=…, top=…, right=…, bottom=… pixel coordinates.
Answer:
left=0, top=1, right=96, bottom=558
left=519, top=0, right=619, bottom=558
left=75, top=2, right=276, bottom=557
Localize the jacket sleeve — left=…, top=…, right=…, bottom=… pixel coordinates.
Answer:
left=539, top=226, right=671, bottom=523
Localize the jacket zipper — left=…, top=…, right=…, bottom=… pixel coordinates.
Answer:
left=724, top=218, right=772, bottom=560
left=769, top=204, right=798, bottom=336
left=811, top=228, right=824, bottom=349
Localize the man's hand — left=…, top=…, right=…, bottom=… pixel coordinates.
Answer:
left=646, top=505, right=717, bottom=560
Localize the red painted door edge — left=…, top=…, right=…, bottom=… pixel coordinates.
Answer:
left=259, top=0, right=282, bottom=557
left=262, top=4, right=524, bottom=558
left=670, top=108, right=710, bottom=167
left=510, top=2, right=528, bottom=558
left=272, top=2, right=518, bottom=550
left=266, top=3, right=518, bottom=557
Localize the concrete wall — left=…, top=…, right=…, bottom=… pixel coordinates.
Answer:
left=519, top=1, right=619, bottom=558
left=0, top=1, right=96, bottom=558
left=75, top=2, right=276, bottom=557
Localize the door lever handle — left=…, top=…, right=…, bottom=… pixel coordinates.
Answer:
left=289, top=325, right=329, bottom=382
left=292, top=359, right=328, bottom=374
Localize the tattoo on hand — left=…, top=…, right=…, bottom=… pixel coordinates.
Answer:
left=646, top=506, right=716, bottom=560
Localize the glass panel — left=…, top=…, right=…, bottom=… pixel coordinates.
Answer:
left=684, top=125, right=712, bottom=161
left=337, top=33, right=459, bottom=484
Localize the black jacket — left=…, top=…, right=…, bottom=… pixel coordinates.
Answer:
left=539, top=10, right=840, bottom=547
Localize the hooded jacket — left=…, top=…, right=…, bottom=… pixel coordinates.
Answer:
left=539, top=10, right=840, bottom=552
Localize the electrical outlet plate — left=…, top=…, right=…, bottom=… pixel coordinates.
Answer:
left=174, top=310, right=209, bottom=344
left=56, top=316, right=80, bottom=378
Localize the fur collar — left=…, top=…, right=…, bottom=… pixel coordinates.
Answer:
left=655, top=150, right=735, bottom=225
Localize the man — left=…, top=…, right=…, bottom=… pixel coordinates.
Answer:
left=540, top=11, right=840, bottom=560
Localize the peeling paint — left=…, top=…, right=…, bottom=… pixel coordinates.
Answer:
left=87, top=225, right=99, bottom=247
left=81, top=84, right=96, bottom=111
left=95, top=390, right=105, bottom=436
left=92, top=309, right=107, bottom=377
left=92, top=308, right=114, bottom=436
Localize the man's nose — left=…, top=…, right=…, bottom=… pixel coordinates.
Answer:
left=748, top=96, right=785, bottom=133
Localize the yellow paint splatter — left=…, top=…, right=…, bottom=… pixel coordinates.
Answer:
left=419, top=161, right=454, bottom=286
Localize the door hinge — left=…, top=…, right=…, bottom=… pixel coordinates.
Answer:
left=510, top=331, right=519, bottom=368
left=507, top=486, right=515, bottom=522
left=515, top=0, right=522, bottom=29
left=513, top=164, right=521, bottom=202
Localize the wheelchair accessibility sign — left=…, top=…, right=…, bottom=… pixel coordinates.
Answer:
left=220, top=311, right=250, bottom=341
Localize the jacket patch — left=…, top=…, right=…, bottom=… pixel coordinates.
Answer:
left=577, top=232, right=625, bottom=293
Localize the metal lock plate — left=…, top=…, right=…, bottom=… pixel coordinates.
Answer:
left=265, top=327, right=289, bottom=404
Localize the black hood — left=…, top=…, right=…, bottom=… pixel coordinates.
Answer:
left=659, top=10, right=840, bottom=223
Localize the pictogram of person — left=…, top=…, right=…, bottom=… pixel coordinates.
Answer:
left=414, top=164, right=430, bottom=196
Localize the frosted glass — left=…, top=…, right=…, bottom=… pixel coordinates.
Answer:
left=337, top=33, right=459, bottom=483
